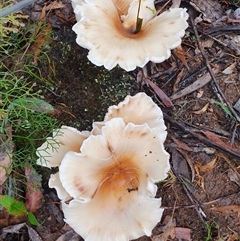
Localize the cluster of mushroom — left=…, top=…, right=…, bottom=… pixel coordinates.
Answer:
left=37, top=92, right=170, bottom=241
left=71, top=0, right=189, bottom=71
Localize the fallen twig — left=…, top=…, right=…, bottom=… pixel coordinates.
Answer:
left=204, top=25, right=240, bottom=35
left=172, top=171, right=207, bottom=225
left=178, top=56, right=227, bottom=88
left=162, top=191, right=240, bottom=210
left=164, top=113, right=240, bottom=159
left=142, top=66, right=174, bottom=107
left=190, top=16, right=240, bottom=122
left=170, top=69, right=219, bottom=100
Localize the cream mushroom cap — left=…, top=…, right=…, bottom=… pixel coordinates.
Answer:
left=36, top=125, right=89, bottom=168
left=59, top=117, right=169, bottom=240
left=72, top=0, right=189, bottom=71
left=92, top=92, right=167, bottom=142
left=62, top=195, right=163, bottom=241
left=36, top=126, right=89, bottom=201
left=49, top=173, right=72, bottom=201
left=59, top=117, right=170, bottom=202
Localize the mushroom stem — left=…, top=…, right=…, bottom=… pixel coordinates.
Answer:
left=134, top=0, right=143, bottom=33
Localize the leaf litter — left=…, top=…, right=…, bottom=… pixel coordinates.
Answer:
left=1, top=0, right=240, bottom=240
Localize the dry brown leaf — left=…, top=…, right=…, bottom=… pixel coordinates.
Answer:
left=1, top=223, right=26, bottom=239
left=26, top=224, right=43, bottom=241
left=0, top=151, right=11, bottom=186
left=190, top=102, right=209, bottom=115
left=226, top=233, right=239, bottom=241
left=39, top=4, right=47, bottom=21
left=197, top=157, right=217, bottom=173
left=227, top=169, right=240, bottom=187
left=196, top=89, right=204, bottom=98
left=173, top=68, right=187, bottom=93
left=45, top=1, right=65, bottom=11
left=170, top=68, right=220, bottom=100
left=201, top=130, right=234, bottom=151
left=194, top=157, right=217, bottom=190
left=0, top=124, right=13, bottom=189
left=201, top=39, right=214, bottom=49
left=56, top=230, right=80, bottom=241
left=145, top=78, right=174, bottom=108
left=171, top=137, right=193, bottom=152
left=222, top=63, right=237, bottom=75
left=175, top=227, right=192, bottom=241
left=0, top=210, right=28, bottom=230
left=177, top=149, right=195, bottom=182
left=152, top=216, right=176, bottom=241
left=211, top=205, right=240, bottom=216
left=1, top=223, right=42, bottom=240
left=190, top=0, right=223, bottom=23
left=31, top=23, right=52, bottom=64
left=173, top=45, right=189, bottom=69
left=25, top=164, right=43, bottom=213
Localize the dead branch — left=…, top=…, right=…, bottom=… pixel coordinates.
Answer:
left=171, top=171, right=207, bottom=225
left=204, top=25, right=240, bottom=35
left=189, top=16, right=240, bottom=123
left=162, top=191, right=240, bottom=210
left=164, top=113, right=240, bottom=160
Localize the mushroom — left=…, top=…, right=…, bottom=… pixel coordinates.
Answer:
left=92, top=92, right=167, bottom=142
left=72, top=0, right=189, bottom=71
left=71, top=0, right=83, bottom=21
left=49, top=173, right=72, bottom=201
left=36, top=126, right=89, bottom=201
left=36, top=125, right=89, bottom=168
left=59, top=117, right=170, bottom=240
left=62, top=195, right=163, bottom=241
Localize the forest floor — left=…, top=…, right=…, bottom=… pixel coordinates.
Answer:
left=1, top=0, right=240, bottom=240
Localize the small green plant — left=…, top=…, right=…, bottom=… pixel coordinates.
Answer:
left=0, top=4, right=59, bottom=222
left=0, top=195, right=39, bottom=225
left=0, top=71, right=59, bottom=189
left=173, top=101, right=188, bottom=117
left=210, top=99, right=235, bottom=120
left=205, top=221, right=219, bottom=241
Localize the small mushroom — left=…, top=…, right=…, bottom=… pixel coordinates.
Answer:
left=58, top=117, right=170, bottom=240
left=36, top=125, right=89, bottom=168
left=93, top=92, right=167, bottom=142
left=36, top=126, right=89, bottom=201
left=72, top=0, right=189, bottom=71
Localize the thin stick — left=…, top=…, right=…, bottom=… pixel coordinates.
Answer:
left=172, top=171, right=207, bottom=225
left=189, top=16, right=240, bottom=122
left=162, top=191, right=240, bottom=210
left=164, top=113, right=240, bottom=160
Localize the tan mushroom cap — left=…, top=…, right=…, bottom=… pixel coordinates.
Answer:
left=92, top=92, right=167, bottom=142
left=59, top=118, right=170, bottom=203
left=62, top=193, right=163, bottom=241
left=49, top=173, right=72, bottom=201
left=36, top=125, right=89, bottom=168
left=72, top=0, right=189, bottom=71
